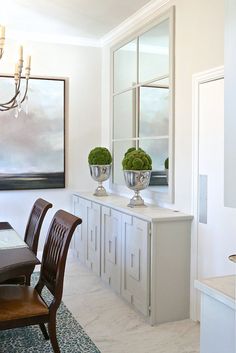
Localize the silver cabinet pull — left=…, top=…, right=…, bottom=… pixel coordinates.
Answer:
left=199, top=175, right=208, bottom=224
left=109, top=240, right=112, bottom=253
left=131, top=253, right=134, bottom=268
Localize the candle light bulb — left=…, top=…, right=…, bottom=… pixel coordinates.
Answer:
left=26, top=55, right=31, bottom=68
left=18, top=45, right=23, bottom=61
left=0, top=25, right=5, bottom=50
left=14, top=63, right=19, bottom=81
left=0, top=25, right=5, bottom=38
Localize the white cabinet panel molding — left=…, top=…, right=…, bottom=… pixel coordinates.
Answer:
left=121, top=215, right=150, bottom=316
left=101, top=206, right=122, bottom=293
left=86, top=202, right=101, bottom=275
left=73, top=192, right=192, bottom=325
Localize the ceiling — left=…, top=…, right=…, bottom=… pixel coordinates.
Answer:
left=0, top=0, right=155, bottom=44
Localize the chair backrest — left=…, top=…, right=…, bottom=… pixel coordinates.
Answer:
left=24, top=198, right=53, bottom=254
left=36, top=210, right=82, bottom=307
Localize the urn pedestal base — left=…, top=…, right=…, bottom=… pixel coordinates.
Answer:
left=89, top=165, right=111, bottom=197
left=123, top=170, right=151, bottom=207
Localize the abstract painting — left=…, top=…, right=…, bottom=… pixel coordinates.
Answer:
left=0, top=76, right=65, bottom=190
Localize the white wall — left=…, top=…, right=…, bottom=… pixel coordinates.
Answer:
left=101, top=0, right=224, bottom=213
left=0, top=40, right=101, bottom=248
left=225, top=0, right=236, bottom=208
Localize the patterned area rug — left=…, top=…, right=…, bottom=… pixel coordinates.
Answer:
left=0, top=273, right=101, bottom=353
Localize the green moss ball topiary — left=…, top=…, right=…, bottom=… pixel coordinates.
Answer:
left=122, top=148, right=152, bottom=170
left=88, top=147, right=112, bottom=165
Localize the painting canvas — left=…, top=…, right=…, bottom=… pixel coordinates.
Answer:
left=0, top=76, right=65, bottom=190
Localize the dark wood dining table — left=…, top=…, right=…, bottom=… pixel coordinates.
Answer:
left=0, top=221, right=40, bottom=283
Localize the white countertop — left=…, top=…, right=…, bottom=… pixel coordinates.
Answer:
left=74, top=191, right=193, bottom=223
left=195, top=275, right=236, bottom=310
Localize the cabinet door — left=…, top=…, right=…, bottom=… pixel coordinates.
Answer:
left=122, top=214, right=150, bottom=316
left=85, top=201, right=101, bottom=276
left=73, top=196, right=87, bottom=264
left=101, top=206, right=122, bottom=293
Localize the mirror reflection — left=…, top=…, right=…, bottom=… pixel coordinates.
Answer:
left=139, top=79, right=169, bottom=138
left=139, top=19, right=169, bottom=83
left=112, top=11, right=173, bottom=199
left=113, top=90, right=136, bottom=140
left=113, top=140, right=135, bottom=185
left=113, top=39, right=137, bottom=93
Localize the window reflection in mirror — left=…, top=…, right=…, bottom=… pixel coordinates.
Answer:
left=114, top=39, right=137, bottom=93
left=139, top=19, right=169, bottom=83
left=139, top=80, right=169, bottom=138
left=113, top=90, right=136, bottom=140
left=111, top=8, right=174, bottom=201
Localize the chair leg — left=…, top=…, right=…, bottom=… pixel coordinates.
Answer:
left=39, top=323, right=49, bottom=340
left=48, top=318, right=60, bottom=353
left=25, top=274, right=31, bottom=286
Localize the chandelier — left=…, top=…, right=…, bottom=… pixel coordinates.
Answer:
left=0, top=25, right=31, bottom=116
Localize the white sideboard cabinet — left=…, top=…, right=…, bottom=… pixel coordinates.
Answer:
left=73, top=196, right=101, bottom=275
left=72, top=192, right=193, bottom=325
left=101, top=207, right=122, bottom=294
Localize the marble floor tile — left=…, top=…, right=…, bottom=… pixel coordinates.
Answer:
left=63, top=256, right=200, bottom=353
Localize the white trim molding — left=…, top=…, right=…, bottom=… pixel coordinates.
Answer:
left=100, top=0, right=170, bottom=46
left=191, top=66, right=224, bottom=321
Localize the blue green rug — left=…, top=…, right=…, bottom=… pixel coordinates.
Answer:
left=0, top=274, right=101, bottom=353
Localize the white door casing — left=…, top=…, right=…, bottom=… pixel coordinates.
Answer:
left=191, top=66, right=236, bottom=321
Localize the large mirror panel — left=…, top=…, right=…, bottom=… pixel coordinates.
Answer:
left=111, top=8, right=174, bottom=202
left=139, top=19, right=169, bottom=83
left=113, top=39, right=137, bottom=93
left=139, top=80, right=169, bottom=138
left=139, top=138, right=169, bottom=186
left=113, top=90, right=136, bottom=140
left=113, top=140, right=136, bottom=185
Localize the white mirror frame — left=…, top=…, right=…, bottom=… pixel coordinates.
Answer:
left=109, top=7, right=175, bottom=204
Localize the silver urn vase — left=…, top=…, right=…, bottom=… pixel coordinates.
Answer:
left=229, top=254, right=236, bottom=263
left=89, top=164, right=111, bottom=196
left=123, top=170, right=151, bottom=207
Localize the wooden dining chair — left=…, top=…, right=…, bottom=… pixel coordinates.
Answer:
left=24, top=198, right=53, bottom=255
left=3, top=198, right=53, bottom=285
left=0, top=209, right=82, bottom=353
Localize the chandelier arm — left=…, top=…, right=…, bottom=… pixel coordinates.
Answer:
left=0, top=105, right=16, bottom=111
left=0, top=99, right=18, bottom=110
left=0, top=80, right=21, bottom=106
left=0, top=79, right=29, bottom=110
left=0, top=96, right=17, bottom=109
left=0, top=27, right=31, bottom=114
left=0, top=91, right=19, bottom=107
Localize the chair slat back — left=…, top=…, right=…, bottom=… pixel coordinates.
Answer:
left=38, top=210, right=82, bottom=302
left=24, top=198, right=53, bottom=254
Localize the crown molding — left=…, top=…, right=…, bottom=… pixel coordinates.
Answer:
left=100, top=0, right=170, bottom=46
left=7, top=30, right=101, bottom=48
